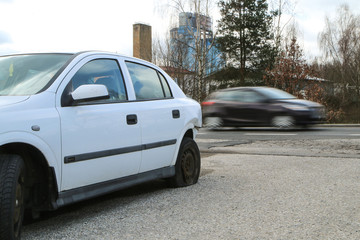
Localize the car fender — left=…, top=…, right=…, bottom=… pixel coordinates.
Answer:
left=170, top=98, right=202, bottom=165
left=171, top=118, right=200, bottom=166
left=0, top=131, right=61, bottom=188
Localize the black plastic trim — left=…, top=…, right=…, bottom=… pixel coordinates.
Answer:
left=62, top=96, right=175, bottom=108
left=143, top=139, right=177, bottom=150
left=126, top=114, right=138, bottom=125
left=64, top=139, right=177, bottom=164
left=157, top=71, right=173, bottom=97
left=72, top=94, right=110, bottom=105
left=55, top=166, right=175, bottom=208
left=172, top=109, right=180, bottom=119
left=127, top=97, right=175, bottom=102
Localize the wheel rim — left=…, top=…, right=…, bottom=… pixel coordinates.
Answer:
left=272, top=116, right=295, bottom=128
left=204, top=117, right=222, bottom=128
left=13, top=174, right=24, bottom=238
left=181, top=149, right=196, bottom=184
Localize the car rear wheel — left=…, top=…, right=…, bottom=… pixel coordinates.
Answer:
left=0, top=154, right=26, bottom=240
left=204, top=117, right=223, bottom=129
left=169, top=137, right=201, bottom=187
left=271, top=116, right=295, bottom=129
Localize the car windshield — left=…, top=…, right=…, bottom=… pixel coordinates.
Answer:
left=0, top=54, right=72, bottom=96
left=256, top=87, right=296, bottom=100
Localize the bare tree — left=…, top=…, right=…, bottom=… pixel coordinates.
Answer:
left=269, top=0, right=297, bottom=50
left=170, top=0, right=219, bottom=101
left=318, top=4, right=360, bottom=104
left=153, top=27, right=195, bottom=96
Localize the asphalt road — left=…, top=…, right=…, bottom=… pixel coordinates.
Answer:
left=197, top=126, right=360, bottom=153
left=22, top=126, right=360, bottom=240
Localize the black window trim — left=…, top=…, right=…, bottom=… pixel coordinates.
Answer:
left=157, top=71, right=167, bottom=97
left=63, top=97, right=175, bottom=108
left=157, top=70, right=173, bottom=98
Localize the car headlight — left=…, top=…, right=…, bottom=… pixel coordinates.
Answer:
left=282, top=104, right=309, bottom=111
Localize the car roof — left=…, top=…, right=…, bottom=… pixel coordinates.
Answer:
left=218, top=86, right=272, bottom=92
left=0, top=50, right=160, bottom=72
left=206, top=87, right=277, bottom=100
left=0, top=51, right=143, bottom=62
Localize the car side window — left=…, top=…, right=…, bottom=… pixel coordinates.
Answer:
left=125, top=61, right=172, bottom=100
left=70, top=59, right=127, bottom=102
left=242, top=91, right=265, bottom=103
left=217, top=91, right=243, bottom=101
left=217, top=90, right=265, bottom=103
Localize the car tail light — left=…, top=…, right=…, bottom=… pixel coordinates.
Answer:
left=201, top=101, right=215, bottom=106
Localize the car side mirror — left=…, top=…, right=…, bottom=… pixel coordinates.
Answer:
left=71, top=84, right=109, bottom=103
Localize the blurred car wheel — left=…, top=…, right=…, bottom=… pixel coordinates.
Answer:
left=204, top=117, right=223, bottom=129
left=271, top=116, right=295, bottom=129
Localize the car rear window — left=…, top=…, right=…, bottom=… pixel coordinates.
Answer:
left=125, top=61, right=172, bottom=100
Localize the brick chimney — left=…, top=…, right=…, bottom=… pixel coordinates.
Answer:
left=133, top=23, right=152, bottom=62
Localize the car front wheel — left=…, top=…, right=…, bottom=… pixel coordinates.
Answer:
left=169, top=137, right=201, bottom=187
left=204, top=117, right=223, bottom=129
left=0, top=154, right=26, bottom=240
left=271, top=115, right=295, bottom=129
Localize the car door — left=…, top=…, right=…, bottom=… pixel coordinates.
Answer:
left=226, top=90, right=269, bottom=125
left=57, top=56, right=142, bottom=191
left=124, top=60, right=184, bottom=173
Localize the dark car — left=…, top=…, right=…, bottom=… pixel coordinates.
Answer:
left=201, top=87, right=326, bottom=128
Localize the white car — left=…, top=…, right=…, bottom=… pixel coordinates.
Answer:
left=0, top=51, right=202, bottom=239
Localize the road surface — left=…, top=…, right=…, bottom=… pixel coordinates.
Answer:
left=22, top=126, right=360, bottom=239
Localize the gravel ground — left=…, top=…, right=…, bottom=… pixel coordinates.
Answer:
left=22, top=139, right=360, bottom=239
left=204, top=139, right=360, bottom=158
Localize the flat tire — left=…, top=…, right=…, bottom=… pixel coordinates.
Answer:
left=169, top=137, right=201, bottom=187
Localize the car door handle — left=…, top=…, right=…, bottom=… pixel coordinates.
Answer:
left=127, top=114, right=137, bottom=125
left=172, top=109, right=180, bottom=119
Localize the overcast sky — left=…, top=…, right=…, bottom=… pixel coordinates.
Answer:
left=294, top=0, right=360, bottom=58
left=0, top=0, right=359, bottom=59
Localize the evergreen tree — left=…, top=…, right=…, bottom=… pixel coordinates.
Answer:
left=217, top=0, right=277, bottom=85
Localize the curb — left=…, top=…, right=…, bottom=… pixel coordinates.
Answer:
left=321, top=124, right=360, bottom=127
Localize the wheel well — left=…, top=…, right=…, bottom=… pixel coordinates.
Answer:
left=183, top=129, right=194, bottom=140
left=0, top=143, right=58, bottom=212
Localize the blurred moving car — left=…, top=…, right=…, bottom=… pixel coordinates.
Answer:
left=202, top=87, right=326, bottom=128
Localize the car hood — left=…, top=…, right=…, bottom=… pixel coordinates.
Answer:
left=276, top=98, right=323, bottom=107
left=0, top=96, right=30, bottom=107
